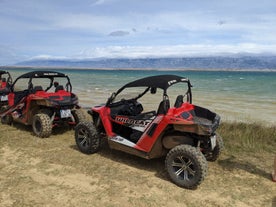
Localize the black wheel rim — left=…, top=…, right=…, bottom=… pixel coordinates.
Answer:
left=172, top=156, right=196, bottom=181
left=77, top=127, right=90, bottom=148
left=35, top=119, right=42, bottom=133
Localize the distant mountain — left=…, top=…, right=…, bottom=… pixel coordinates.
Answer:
left=14, top=56, right=276, bottom=70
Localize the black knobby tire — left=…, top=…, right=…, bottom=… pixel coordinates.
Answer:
left=1, top=115, right=13, bottom=125
left=72, top=109, right=86, bottom=124
left=75, top=122, right=101, bottom=154
left=32, top=113, right=52, bottom=138
left=165, top=145, right=208, bottom=189
left=205, top=134, right=224, bottom=162
left=1, top=105, right=12, bottom=125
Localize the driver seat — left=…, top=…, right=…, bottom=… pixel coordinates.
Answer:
left=33, top=86, right=43, bottom=93
left=55, top=85, right=64, bottom=92
left=174, top=95, right=184, bottom=108
left=157, top=99, right=170, bottom=115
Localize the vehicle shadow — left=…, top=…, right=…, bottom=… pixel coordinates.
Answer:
left=9, top=122, right=33, bottom=134
left=70, top=144, right=169, bottom=182
left=10, top=122, right=74, bottom=137
left=217, top=155, right=271, bottom=180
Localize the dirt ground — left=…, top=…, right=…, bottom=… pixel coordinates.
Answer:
left=0, top=123, right=276, bottom=207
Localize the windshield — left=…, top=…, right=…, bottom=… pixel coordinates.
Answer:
left=113, top=87, right=148, bottom=102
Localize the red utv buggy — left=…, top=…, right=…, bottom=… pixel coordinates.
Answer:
left=0, top=70, right=85, bottom=138
left=0, top=70, right=13, bottom=109
left=75, top=75, right=223, bottom=189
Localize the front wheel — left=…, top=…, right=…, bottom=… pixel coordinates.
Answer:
left=75, top=122, right=101, bottom=154
left=165, top=145, right=208, bottom=189
left=32, top=113, right=52, bottom=138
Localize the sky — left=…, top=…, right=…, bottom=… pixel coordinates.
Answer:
left=0, top=0, right=276, bottom=65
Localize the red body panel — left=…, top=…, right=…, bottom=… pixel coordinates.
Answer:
left=34, top=89, right=72, bottom=98
left=8, top=93, right=14, bottom=106
left=0, top=82, right=7, bottom=89
left=93, top=106, right=114, bottom=136
left=4, top=89, right=76, bottom=124
left=93, top=102, right=198, bottom=153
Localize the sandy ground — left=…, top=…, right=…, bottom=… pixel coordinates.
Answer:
left=0, top=123, right=276, bottom=207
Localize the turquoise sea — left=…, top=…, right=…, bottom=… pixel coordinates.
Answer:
left=4, top=68, right=276, bottom=125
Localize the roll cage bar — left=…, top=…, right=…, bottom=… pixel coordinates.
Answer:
left=0, top=70, right=13, bottom=86
left=11, top=71, right=72, bottom=92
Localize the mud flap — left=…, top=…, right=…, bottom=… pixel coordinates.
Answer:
left=210, top=135, right=217, bottom=150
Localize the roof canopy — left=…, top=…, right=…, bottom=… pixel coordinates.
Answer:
left=119, top=75, right=190, bottom=91
left=16, top=71, right=68, bottom=79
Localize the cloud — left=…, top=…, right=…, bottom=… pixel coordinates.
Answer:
left=76, top=43, right=276, bottom=59
left=108, top=30, right=130, bottom=36
left=1, top=0, right=276, bottom=65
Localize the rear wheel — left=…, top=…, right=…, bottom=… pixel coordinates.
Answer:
left=75, top=122, right=101, bottom=154
left=0, top=105, right=12, bottom=125
left=32, top=113, right=52, bottom=138
left=165, top=145, right=208, bottom=189
left=1, top=114, right=13, bottom=125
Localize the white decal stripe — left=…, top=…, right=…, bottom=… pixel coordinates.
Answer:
left=110, top=136, right=136, bottom=147
left=131, top=126, right=145, bottom=132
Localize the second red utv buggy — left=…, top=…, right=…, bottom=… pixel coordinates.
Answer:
left=75, top=75, right=223, bottom=189
left=0, top=70, right=85, bottom=138
left=0, top=70, right=13, bottom=109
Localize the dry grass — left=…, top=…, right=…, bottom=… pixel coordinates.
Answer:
left=218, top=121, right=276, bottom=153
left=0, top=121, right=276, bottom=207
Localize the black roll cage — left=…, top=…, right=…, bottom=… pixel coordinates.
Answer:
left=11, top=71, right=72, bottom=93
left=0, top=70, right=13, bottom=86
left=106, top=75, right=193, bottom=106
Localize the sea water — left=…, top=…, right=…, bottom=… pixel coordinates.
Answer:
left=5, top=68, right=276, bottom=125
